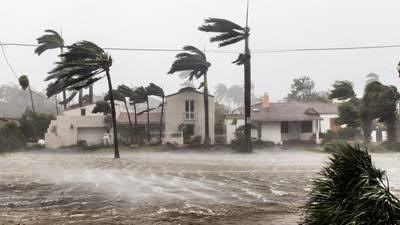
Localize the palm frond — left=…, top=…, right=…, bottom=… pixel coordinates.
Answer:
left=35, top=29, right=64, bottom=55
left=146, top=83, right=164, bottom=98
left=329, top=80, right=355, bottom=100
left=104, top=89, right=126, bottom=102
left=92, top=101, right=111, bottom=115
left=199, top=18, right=244, bottom=33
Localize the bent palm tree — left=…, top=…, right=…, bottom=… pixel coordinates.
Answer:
left=128, top=87, right=147, bottom=144
left=329, top=80, right=355, bottom=101
left=199, top=11, right=252, bottom=152
left=35, top=29, right=68, bottom=109
left=168, top=45, right=212, bottom=145
left=105, top=89, right=134, bottom=145
left=135, top=86, right=151, bottom=143
left=19, top=75, right=35, bottom=113
left=45, top=41, right=120, bottom=158
left=146, top=83, right=165, bottom=144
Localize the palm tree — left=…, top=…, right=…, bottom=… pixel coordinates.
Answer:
left=135, top=86, right=151, bottom=143
left=168, top=45, right=212, bottom=145
left=146, top=83, right=165, bottom=144
left=127, top=86, right=147, bottom=144
left=329, top=80, right=355, bottom=101
left=215, top=83, right=229, bottom=104
left=92, top=101, right=111, bottom=115
left=44, top=41, right=120, bottom=159
left=18, top=75, right=35, bottom=113
left=105, top=88, right=135, bottom=145
left=35, top=29, right=68, bottom=110
left=199, top=1, right=252, bottom=152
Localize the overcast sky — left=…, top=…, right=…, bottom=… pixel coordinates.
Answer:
left=1, top=0, right=400, bottom=101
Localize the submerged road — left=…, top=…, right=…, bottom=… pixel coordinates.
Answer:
left=0, top=148, right=399, bottom=224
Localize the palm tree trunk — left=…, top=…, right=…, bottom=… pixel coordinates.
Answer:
left=203, top=73, right=211, bottom=145
left=147, top=99, right=150, bottom=143
left=60, top=46, right=67, bottom=110
left=134, top=103, right=138, bottom=145
left=243, top=35, right=252, bottom=153
left=89, top=84, right=94, bottom=103
left=28, top=86, right=36, bottom=113
left=124, top=100, right=133, bottom=145
left=62, top=90, right=67, bottom=110
left=55, top=95, right=59, bottom=115
left=105, top=69, right=120, bottom=159
left=78, top=89, right=83, bottom=106
left=362, top=120, right=372, bottom=144
left=159, top=96, right=164, bottom=144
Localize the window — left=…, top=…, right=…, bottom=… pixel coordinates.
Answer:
left=301, top=121, right=312, bottom=133
left=185, top=100, right=195, bottom=120
left=81, top=108, right=86, bottom=116
left=281, top=121, right=289, bottom=133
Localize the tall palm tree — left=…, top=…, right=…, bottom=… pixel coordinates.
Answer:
left=18, top=75, right=35, bottom=113
left=92, top=101, right=111, bottom=115
left=35, top=29, right=68, bottom=110
left=127, top=86, right=147, bottom=144
left=44, top=41, right=120, bottom=158
left=105, top=89, right=134, bottom=145
left=215, top=83, right=229, bottom=104
left=146, top=83, right=165, bottom=144
left=168, top=46, right=212, bottom=145
left=199, top=1, right=252, bottom=152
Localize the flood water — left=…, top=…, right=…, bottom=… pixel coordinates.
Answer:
left=1, top=148, right=399, bottom=225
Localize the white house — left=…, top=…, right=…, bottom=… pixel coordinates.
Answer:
left=164, top=87, right=215, bottom=145
left=225, top=95, right=338, bottom=145
left=45, top=87, right=215, bottom=148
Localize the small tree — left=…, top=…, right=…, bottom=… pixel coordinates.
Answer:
left=92, top=101, right=111, bottom=115
left=286, top=76, right=326, bottom=102
left=0, top=122, right=26, bottom=150
left=18, top=75, right=35, bottom=113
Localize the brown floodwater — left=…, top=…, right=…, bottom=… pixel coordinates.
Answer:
left=0, top=148, right=399, bottom=225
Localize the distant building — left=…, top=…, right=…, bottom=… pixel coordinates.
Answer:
left=225, top=94, right=338, bottom=145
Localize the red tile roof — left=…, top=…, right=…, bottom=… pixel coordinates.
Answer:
left=117, top=112, right=162, bottom=124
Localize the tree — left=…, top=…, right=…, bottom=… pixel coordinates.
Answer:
left=0, top=122, right=26, bottom=150
left=128, top=86, right=147, bottom=144
left=18, top=75, right=35, bottom=113
left=44, top=41, right=120, bottom=159
left=35, top=29, right=68, bottom=109
left=286, top=76, right=325, bottom=102
left=135, top=86, right=151, bottom=143
left=19, top=110, right=55, bottom=141
left=146, top=83, right=165, bottom=144
left=168, top=46, right=212, bottom=145
left=302, top=143, right=400, bottom=225
left=92, top=101, right=111, bottom=115
left=199, top=12, right=252, bottom=152
left=329, top=80, right=355, bottom=100
left=366, top=73, right=379, bottom=85
left=336, top=97, right=361, bottom=128
left=105, top=89, right=134, bottom=145
left=360, top=81, right=383, bottom=143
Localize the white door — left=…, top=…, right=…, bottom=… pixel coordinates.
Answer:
left=77, top=127, right=106, bottom=146
left=288, top=122, right=300, bottom=140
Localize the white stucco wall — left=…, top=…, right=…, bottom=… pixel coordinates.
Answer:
left=260, top=122, right=282, bottom=144
left=63, top=103, right=125, bottom=116
left=225, top=118, right=244, bottom=144
left=319, top=114, right=338, bottom=133
left=45, top=115, right=107, bottom=149
left=164, top=91, right=215, bottom=144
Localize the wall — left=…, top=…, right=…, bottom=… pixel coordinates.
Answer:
left=63, top=103, right=125, bottom=116
left=45, top=115, right=106, bottom=149
left=164, top=91, right=215, bottom=144
left=319, top=114, right=338, bottom=133
left=260, top=122, right=282, bottom=144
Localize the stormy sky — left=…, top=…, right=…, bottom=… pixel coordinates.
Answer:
left=1, top=0, right=400, bottom=101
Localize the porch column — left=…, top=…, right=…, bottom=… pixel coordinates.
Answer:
left=315, top=119, right=320, bottom=144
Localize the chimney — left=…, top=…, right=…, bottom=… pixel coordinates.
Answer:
left=262, top=93, right=270, bottom=109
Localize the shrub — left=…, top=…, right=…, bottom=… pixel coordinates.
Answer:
left=19, top=110, right=55, bottom=141
left=322, top=127, right=360, bottom=144
left=323, top=140, right=347, bottom=153
left=0, top=122, right=26, bottom=150
left=302, top=144, right=400, bottom=225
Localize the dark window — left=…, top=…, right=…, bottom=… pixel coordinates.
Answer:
left=301, top=121, right=312, bottom=133
left=281, top=121, right=289, bottom=133
left=185, top=100, right=195, bottom=120
left=81, top=108, right=86, bottom=116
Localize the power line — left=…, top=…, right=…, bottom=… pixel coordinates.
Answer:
left=0, top=42, right=48, bottom=99
left=2, top=42, right=400, bottom=53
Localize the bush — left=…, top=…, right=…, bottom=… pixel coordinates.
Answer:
left=302, top=144, right=400, bottom=225
left=323, top=140, right=347, bottom=153
left=322, top=127, right=360, bottom=144
left=19, top=110, right=55, bottom=141
left=0, top=122, right=26, bottom=150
